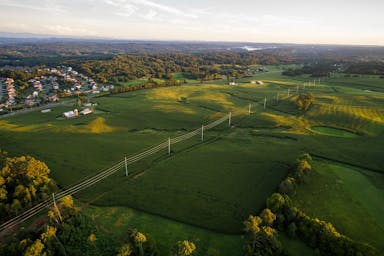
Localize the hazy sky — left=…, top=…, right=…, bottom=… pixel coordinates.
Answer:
left=0, top=0, right=383, bottom=45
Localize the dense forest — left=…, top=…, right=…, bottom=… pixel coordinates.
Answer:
left=71, top=52, right=291, bottom=83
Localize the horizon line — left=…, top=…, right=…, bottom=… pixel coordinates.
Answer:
left=0, top=31, right=383, bottom=48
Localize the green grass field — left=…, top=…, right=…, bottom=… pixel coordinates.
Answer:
left=82, top=205, right=243, bottom=256
left=292, top=161, right=384, bottom=254
left=0, top=68, right=383, bottom=254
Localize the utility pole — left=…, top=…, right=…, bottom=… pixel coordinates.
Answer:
left=264, top=97, right=267, bottom=109
left=125, top=156, right=128, bottom=176
left=287, top=88, right=290, bottom=97
left=52, top=193, right=57, bottom=208
left=201, top=125, right=204, bottom=141
left=248, top=103, right=251, bottom=115
left=168, top=137, right=171, bottom=155
left=228, top=112, right=232, bottom=127
left=52, top=193, right=62, bottom=222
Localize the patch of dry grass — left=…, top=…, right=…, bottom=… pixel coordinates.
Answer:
left=261, top=112, right=312, bottom=134
left=0, top=120, right=43, bottom=132
left=64, top=117, right=117, bottom=134
left=153, top=104, right=196, bottom=114
left=263, top=80, right=296, bottom=86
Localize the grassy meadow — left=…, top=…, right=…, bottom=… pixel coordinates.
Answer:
left=0, top=66, right=383, bottom=254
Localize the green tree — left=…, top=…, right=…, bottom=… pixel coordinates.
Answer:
left=24, top=239, right=46, bottom=256
left=173, top=240, right=196, bottom=256
left=117, top=244, right=133, bottom=256
left=287, top=222, right=297, bottom=238
left=266, top=193, right=287, bottom=213
left=260, top=208, right=276, bottom=226
left=295, top=93, right=315, bottom=111
left=244, top=215, right=262, bottom=252
left=131, top=230, right=147, bottom=256
left=279, top=177, right=296, bottom=195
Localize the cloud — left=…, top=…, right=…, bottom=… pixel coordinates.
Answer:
left=104, top=0, right=197, bottom=19
left=131, top=0, right=197, bottom=18
left=0, top=22, right=28, bottom=31
left=0, top=0, right=67, bottom=13
left=141, top=9, right=158, bottom=20
left=43, top=25, right=99, bottom=36
left=104, top=0, right=138, bottom=17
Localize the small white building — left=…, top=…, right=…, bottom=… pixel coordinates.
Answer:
left=229, top=82, right=237, bottom=86
left=63, top=111, right=75, bottom=118
left=80, top=108, right=93, bottom=115
left=256, top=81, right=264, bottom=85
left=63, top=109, right=79, bottom=119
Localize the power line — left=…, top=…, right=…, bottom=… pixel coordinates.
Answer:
left=1, top=85, right=307, bottom=232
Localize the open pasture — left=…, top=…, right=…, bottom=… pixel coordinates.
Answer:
left=0, top=70, right=383, bottom=253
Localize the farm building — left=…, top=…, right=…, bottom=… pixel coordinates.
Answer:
left=228, top=82, right=237, bottom=86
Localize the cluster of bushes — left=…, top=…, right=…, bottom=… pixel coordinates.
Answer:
left=278, top=153, right=312, bottom=196
left=0, top=149, right=56, bottom=220
left=243, top=209, right=283, bottom=256
left=295, top=93, right=315, bottom=111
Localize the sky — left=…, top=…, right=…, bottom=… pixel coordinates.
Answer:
left=0, top=0, right=383, bottom=45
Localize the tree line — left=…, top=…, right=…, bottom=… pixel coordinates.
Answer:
left=69, top=52, right=292, bottom=84
left=243, top=154, right=378, bottom=256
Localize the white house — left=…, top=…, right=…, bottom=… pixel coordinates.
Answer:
left=229, top=82, right=237, bottom=86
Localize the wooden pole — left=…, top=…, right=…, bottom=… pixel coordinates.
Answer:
left=168, top=137, right=171, bottom=155
left=201, top=125, right=204, bottom=141
left=125, top=156, right=128, bottom=176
